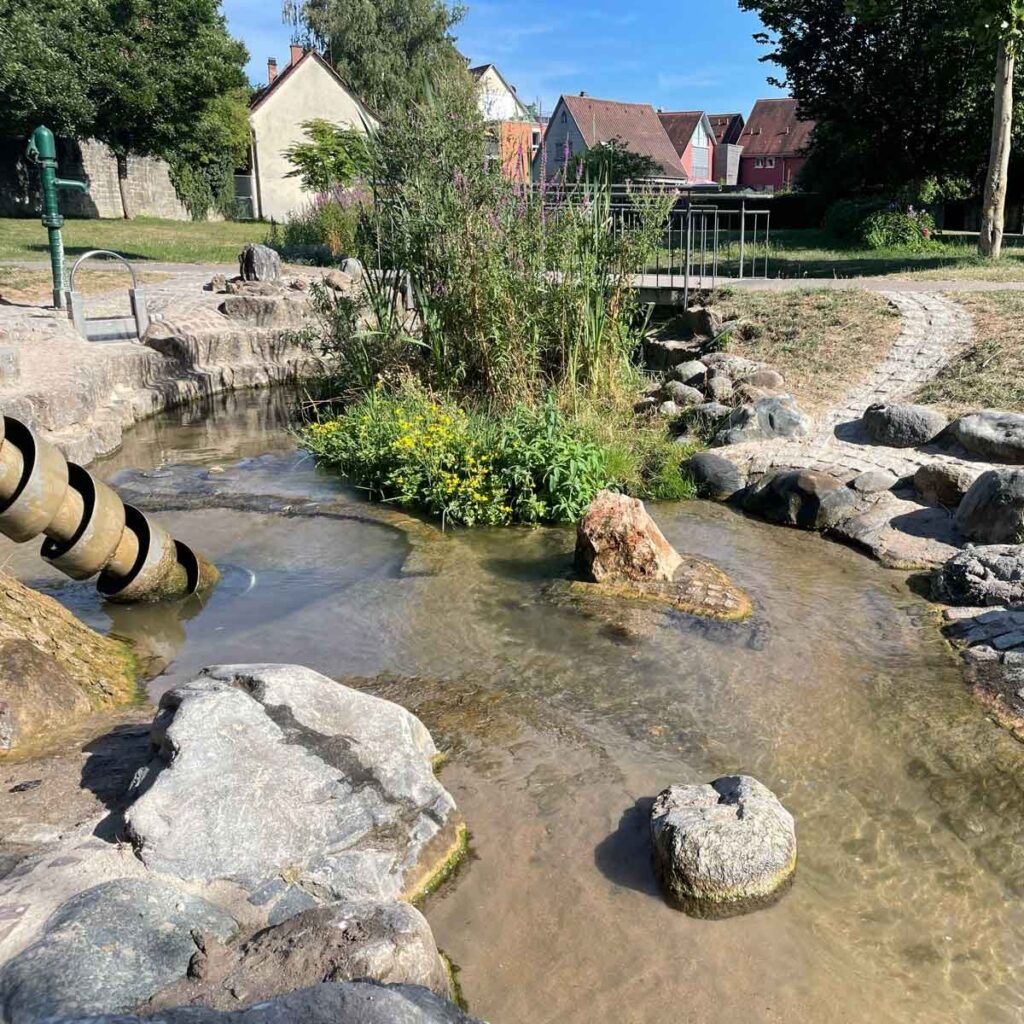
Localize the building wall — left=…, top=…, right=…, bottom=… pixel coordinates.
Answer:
left=535, top=101, right=587, bottom=181
left=250, top=57, right=372, bottom=222
left=0, top=138, right=190, bottom=219
left=713, top=144, right=743, bottom=186
left=738, top=155, right=807, bottom=191
left=498, top=122, right=534, bottom=182
left=476, top=67, right=529, bottom=122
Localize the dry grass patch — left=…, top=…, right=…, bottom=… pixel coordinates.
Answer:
left=915, top=291, right=1024, bottom=414
left=711, top=287, right=902, bottom=413
left=0, top=267, right=168, bottom=305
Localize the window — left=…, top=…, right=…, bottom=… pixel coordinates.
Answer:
left=561, top=111, right=567, bottom=124
left=766, top=157, right=776, bottom=169
left=692, top=145, right=710, bottom=180
left=754, top=158, right=764, bottom=169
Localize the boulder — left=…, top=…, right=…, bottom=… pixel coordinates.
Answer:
left=694, top=401, right=731, bottom=421
left=713, top=395, right=812, bottom=447
left=933, top=545, right=1024, bottom=607
left=123, top=665, right=463, bottom=920
left=742, top=469, right=857, bottom=530
left=914, top=462, right=978, bottom=508
left=955, top=470, right=1024, bottom=544
left=685, top=452, right=748, bottom=501
left=668, top=360, right=708, bottom=387
left=659, top=381, right=704, bottom=407
left=739, top=368, right=785, bottom=390
left=323, top=269, right=354, bottom=292
left=239, top=243, right=282, bottom=283
left=643, top=338, right=700, bottom=372
left=340, top=257, right=365, bottom=281
left=951, top=410, right=1024, bottom=464
left=148, top=900, right=451, bottom=1012
left=0, top=879, right=237, bottom=1023
left=218, top=294, right=308, bottom=329
left=862, top=403, right=948, bottom=448
left=575, top=490, right=682, bottom=584
left=706, top=375, right=734, bottom=404
left=701, top=352, right=762, bottom=379
left=850, top=470, right=897, bottom=494
left=61, top=981, right=484, bottom=1023
left=650, top=776, right=797, bottom=912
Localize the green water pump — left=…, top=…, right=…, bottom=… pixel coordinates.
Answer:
left=25, top=126, right=90, bottom=309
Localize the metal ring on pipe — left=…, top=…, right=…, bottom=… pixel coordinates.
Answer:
left=97, top=505, right=187, bottom=604
left=0, top=417, right=70, bottom=542
left=41, top=464, right=127, bottom=580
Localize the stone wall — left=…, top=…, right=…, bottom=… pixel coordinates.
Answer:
left=0, top=137, right=190, bottom=220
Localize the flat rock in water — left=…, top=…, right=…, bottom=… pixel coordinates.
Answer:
left=0, top=878, right=237, bottom=1023
left=952, top=410, right=1024, bottom=464
left=59, top=981, right=484, bottom=1023
left=862, top=402, right=948, bottom=448
left=933, top=545, right=1024, bottom=607
left=686, top=451, right=748, bottom=501
left=713, top=395, right=811, bottom=446
left=147, top=899, right=451, bottom=1012
left=650, top=776, right=796, bottom=915
left=123, top=665, right=463, bottom=918
left=742, top=469, right=856, bottom=531
left=955, top=470, right=1024, bottom=544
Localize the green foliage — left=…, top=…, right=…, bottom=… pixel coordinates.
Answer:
left=283, top=0, right=467, bottom=118
left=580, top=139, right=661, bottom=184
left=860, top=209, right=937, bottom=251
left=823, top=199, right=890, bottom=240
left=270, top=190, right=367, bottom=262
left=284, top=120, right=374, bottom=193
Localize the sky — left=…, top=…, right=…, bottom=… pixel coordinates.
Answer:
left=222, top=0, right=786, bottom=119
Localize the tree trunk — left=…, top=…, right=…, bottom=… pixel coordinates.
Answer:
left=115, top=152, right=131, bottom=220
left=979, top=38, right=1015, bottom=259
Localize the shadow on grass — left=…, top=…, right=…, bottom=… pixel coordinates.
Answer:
left=20, top=242, right=160, bottom=262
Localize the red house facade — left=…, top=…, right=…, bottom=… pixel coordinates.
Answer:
left=737, top=99, right=815, bottom=191
left=658, top=111, right=717, bottom=184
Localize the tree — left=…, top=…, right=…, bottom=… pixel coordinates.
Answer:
left=738, top=0, right=1013, bottom=201
left=0, top=0, right=249, bottom=219
left=580, top=139, right=660, bottom=184
left=978, top=3, right=1024, bottom=257
left=284, top=119, right=374, bottom=193
left=284, top=0, right=467, bottom=119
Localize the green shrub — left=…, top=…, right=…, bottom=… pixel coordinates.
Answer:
left=859, top=209, right=936, bottom=251
left=823, top=198, right=889, bottom=240
left=269, top=190, right=367, bottom=263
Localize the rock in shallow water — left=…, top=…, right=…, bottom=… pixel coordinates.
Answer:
left=686, top=452, right=747, bottom=501
left=955, top=470, right=1024, bottom=544
left=933, top=545, right=1024, bottom=607
left=124, top=665, right=463, bottom=916
left=742, top=469, right=856, bottom=530
left=650, top=776, right=797, bottom=915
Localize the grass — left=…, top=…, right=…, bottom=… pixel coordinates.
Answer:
left=0, top=216, right=266, bottom=264
left=915, top=291, right=1024, bottom=414
left=711, top=287, right=903, bottom=413
left=0, top=266, right=168, bottom=304
left=652, top=228, right=1024, bottom=282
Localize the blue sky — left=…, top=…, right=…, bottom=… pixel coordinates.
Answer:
left=223, top=0, right=785, bottom=118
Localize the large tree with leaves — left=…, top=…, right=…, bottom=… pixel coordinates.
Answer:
left=0, top=0, right=249, bottom=218
left=284, top=0, right=467, bottom=119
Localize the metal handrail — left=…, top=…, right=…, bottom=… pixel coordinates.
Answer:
left=69, top=249, right=141, bottom=291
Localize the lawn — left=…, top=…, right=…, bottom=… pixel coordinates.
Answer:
left=0, top=216, right=267, bottom=265
left=915, top=291, right=1024, bottom=414
left=0, top=266, right=168, bottom=304
left=709, top=287, right=903, bottom=413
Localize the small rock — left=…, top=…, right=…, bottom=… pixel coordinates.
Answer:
left=713, top=395, right=812, bottom=447
left=706, top=375, right=734, bottom=403
left=9, top=779, right=41, bottom=793
left=650, top=776, right=797, bottom=912
left=951, top=410, right=1024, bottom=464
left=205, top=274, right=228, bottom=293
left=914, top=462, right=978, bottom=507
left=289, top=278, right=310, bottom=291
left=660, top=381, right=704, bottom=407
left=668, top=360, right=707, bottom=387
left=686, top=452, right=748, bottom=501
left=862, top=403, right=948, bottom=448
left=575, top=490, right=682, bottom=584
left=739, top=368, right=785, bottom=390
left=658, top=401, right=681, bottom=418
left=643, top=339, right=700, bottom=372
left=955, top=470, right=1024, bottom=544
left=933, top=545, right=1024, bottom=607
left=238, top=243, right=283, bottom=283
left=702, top=352, right=762, bottom=378
left=742, top=469, right=857, bottom=530
left=681, top=305, right=723, bottom=338
left=323, top=269, right=354, bottom=292
left=694, top=401, right=731, bottom=420
left=850, top=470, right=897, bottom=494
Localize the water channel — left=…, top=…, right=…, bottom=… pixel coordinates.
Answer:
left=4, top=388, right=1024, bottom=1024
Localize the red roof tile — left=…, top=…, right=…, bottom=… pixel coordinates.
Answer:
left=707, top=113, right=744, bottom=146
left=560, top=94, right=686, bottom=179
left=658, top=112, right=704, bottom=158
left=739, top=99, right=814, bottom=158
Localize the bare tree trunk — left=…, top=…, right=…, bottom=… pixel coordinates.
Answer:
left=115, top=152, right=131, bottom=220
left=979, top=38, right=1015, bottom=258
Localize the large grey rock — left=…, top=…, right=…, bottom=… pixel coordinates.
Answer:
left=218, top=295, right=308, bottom=329
left=650, top=776, right=797, bottom=912
left=686, top=452, right=748, bottom=501
left=738, top=368, right=785, bottom=390
left=123, top=666, right=461, bottom=920
left=934, top=546, right=1024, bottom=607
left=59, top=981, right=483, bottom=1023
left=914, top=462, right=979, bottom=508
left=0, top=879, right=237, bottom=1023
left=239, top=244, right=282, bottom=283
left=951, top=410, right=1024, bottom=464
left=668, top=360, right=708, bottom=387
left=713, top=395, right=811, bottom=447
left=659, top=381, right=704, bottom=407
left=955, top=470, right=1024, bottom=544
left=148, top=900, right=450, bottom=1012
left=701, top=352, right=762, bottom=379
left=862, top=403, right=948, bottom=448
left=742, top=469, right=857, bottom=530
left=706, top=375, right=734, bottom=404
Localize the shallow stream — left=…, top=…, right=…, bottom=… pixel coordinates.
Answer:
left=5, top=389, right=1024, bottom=1024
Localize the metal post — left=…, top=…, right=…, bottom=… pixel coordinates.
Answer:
left=739, top=200, right=747, bottom=280
left=764, top=210, right=771, bottom=278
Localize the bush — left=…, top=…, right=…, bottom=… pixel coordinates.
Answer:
left=269, top=188, right=368, bottom=263
left=822, top=198, right=889, bottom=240
left=859, top=209, right=936, bottom=251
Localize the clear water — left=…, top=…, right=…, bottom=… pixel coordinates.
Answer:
left=3, top=389, right=1024, bottom=1024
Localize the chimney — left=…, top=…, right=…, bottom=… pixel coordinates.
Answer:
left=290, top=44, right=304, bottom=67
left=267, top=58, right=278, bottom=84
left=579, top=91, right=586, bottom=97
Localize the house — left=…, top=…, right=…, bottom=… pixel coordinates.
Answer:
left=244, top=47, right=376, bottom=221
left=708, top=113, right=745, bottom=146
left=536, top=94, right=687, bottom=182
left=737, top=99, right=814, bottom=192
left=470, top=63, right=541, bottom=181
left=708, top=113, right=745, bottom=185
left=658, top=111, right=716, bottom=184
